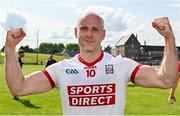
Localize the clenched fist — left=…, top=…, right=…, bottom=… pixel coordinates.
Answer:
left=152, top=17, right=174, bottom=40
left=5, top=28, right=26, bottom=48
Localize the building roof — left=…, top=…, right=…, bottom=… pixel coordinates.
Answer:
left=60, top=49, right=77, bottom=57
left=115, top=33, right=136, bottom=47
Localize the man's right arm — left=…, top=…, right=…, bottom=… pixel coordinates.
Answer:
left=5, top=28, right=53, bottom=96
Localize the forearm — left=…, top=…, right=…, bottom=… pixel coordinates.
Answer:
left=169, top=88, right=176, bottom=96
left=170, top=77, right=179, bottom=96
left=159, top=36, right=178, bottom=87
left=5, top=47, right=25, bottom=95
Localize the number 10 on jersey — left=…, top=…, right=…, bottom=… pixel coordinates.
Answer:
left=86, top=69, right=96, bottom=77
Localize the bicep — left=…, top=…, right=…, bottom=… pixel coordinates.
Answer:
left=18, top=71, right=54, bottom=96
left=134, top=65, right=166, bottom=88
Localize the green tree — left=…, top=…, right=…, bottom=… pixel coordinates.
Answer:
left=39, top=43, right=65, bottom=54
left=19, top=45, right=34, bottom=53
left=103, top=44, right=112, bottom=54
left=66, top=43, right=79, bottom=56
left=1, top=46, right=5, bottom=52
left=57, top=43, right=65, bottom=53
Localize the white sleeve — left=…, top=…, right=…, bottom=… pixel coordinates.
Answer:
left=42, top=62, right=60, bottom=87
left=121, top=58, right=142, bottom=83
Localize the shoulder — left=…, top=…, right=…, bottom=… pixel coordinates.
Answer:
left=104, top=52, right=131, bottom=63
left=104, top=53, right=139, bottom=69
left=59, top=55, right=79, bottom=66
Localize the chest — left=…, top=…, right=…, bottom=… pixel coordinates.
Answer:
left=57, top=64, right=128, bottom=107
left=60, top=65, right=121, bottom=83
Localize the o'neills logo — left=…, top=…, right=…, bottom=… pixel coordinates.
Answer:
left=67, top=83, right=115, bottom=106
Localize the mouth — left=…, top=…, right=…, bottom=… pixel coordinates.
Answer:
left=84, top=39, right=94, bottom=44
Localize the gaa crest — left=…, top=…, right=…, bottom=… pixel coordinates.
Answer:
left=105, top=65, right=114, bottom=74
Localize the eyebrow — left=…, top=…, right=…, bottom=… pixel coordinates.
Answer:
left=79, top=26, right=88, bottom=29
left=79, top=25, right=102, bottom=31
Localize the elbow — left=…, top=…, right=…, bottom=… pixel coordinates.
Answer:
left=11, top=92, right=19, bottom=96
left=160, top=72, right=179, bottom=89
left=7, top=79, right=26, bottom=96
left=162, top=83, right=174, bottom=89
left=162, top=79, right=177, bottom=89
left=10, top=90, right=21, bottom=96
left=11, top=91, right=25, bottom=97
left=8, top=86, right=24, bottom=96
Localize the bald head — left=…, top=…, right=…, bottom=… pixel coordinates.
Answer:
left=76, top=12, right=104, bottom=29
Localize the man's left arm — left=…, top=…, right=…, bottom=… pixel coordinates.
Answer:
left=134, top=17, right=178, bottom=88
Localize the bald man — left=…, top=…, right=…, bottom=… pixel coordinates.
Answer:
left=5, top=12, right=178, bottom=115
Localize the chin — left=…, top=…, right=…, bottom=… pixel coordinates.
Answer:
left=85, top=49, right=95, bottom=53
left=83, top=47, right=97, bottom=53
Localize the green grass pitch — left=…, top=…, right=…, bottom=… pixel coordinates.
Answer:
left=0, top=53, right=180, bottom=115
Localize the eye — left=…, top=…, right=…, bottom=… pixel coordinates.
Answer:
left=80, top=26, right=88, bottom=31
left=92, top=27, right=98, bottom=31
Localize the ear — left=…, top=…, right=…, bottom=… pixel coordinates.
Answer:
left=101, top=29, right=106, bottom=40
left=74, top=27, right=77, bottom=38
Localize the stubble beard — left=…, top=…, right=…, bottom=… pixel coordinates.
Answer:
left=81, top=43, right=99, bottom=53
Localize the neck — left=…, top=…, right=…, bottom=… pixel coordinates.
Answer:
left=79, top=48, right=102, bottom=63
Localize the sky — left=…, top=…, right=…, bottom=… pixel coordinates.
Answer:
left=0, top=0, right=180, bottom=50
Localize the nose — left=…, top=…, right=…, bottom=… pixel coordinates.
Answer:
left=86, top=29, right=93, bottom=38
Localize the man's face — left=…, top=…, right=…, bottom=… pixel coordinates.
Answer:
left=19, top=52, right=25, bottom=58
left=75, top=15, right=105, bottom=53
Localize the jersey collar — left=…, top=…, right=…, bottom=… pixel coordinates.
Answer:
left=78, top=52, right=104, bottom=67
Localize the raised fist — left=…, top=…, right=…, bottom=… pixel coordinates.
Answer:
left=152, top=17, right=174, bottom=40
left=5, top=28, right=26, bottom=48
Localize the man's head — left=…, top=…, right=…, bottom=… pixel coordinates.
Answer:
left=76, top=13, right=104, bottom=29
left=74, top=12, right=106, bottom=53
left=48, top=54, right=54, bottom=60
left=18, top=50, right=25, bottom=58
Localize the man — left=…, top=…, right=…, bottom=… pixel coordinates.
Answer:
left=45, top=54, right=56, bottom=68
left=13, top=49, right=25, bottom=100
left=168, top=61, right=180, bottom=104
left=18, top=49, right=25, bottom=68
left=5, top=12, right=178, bottom=115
